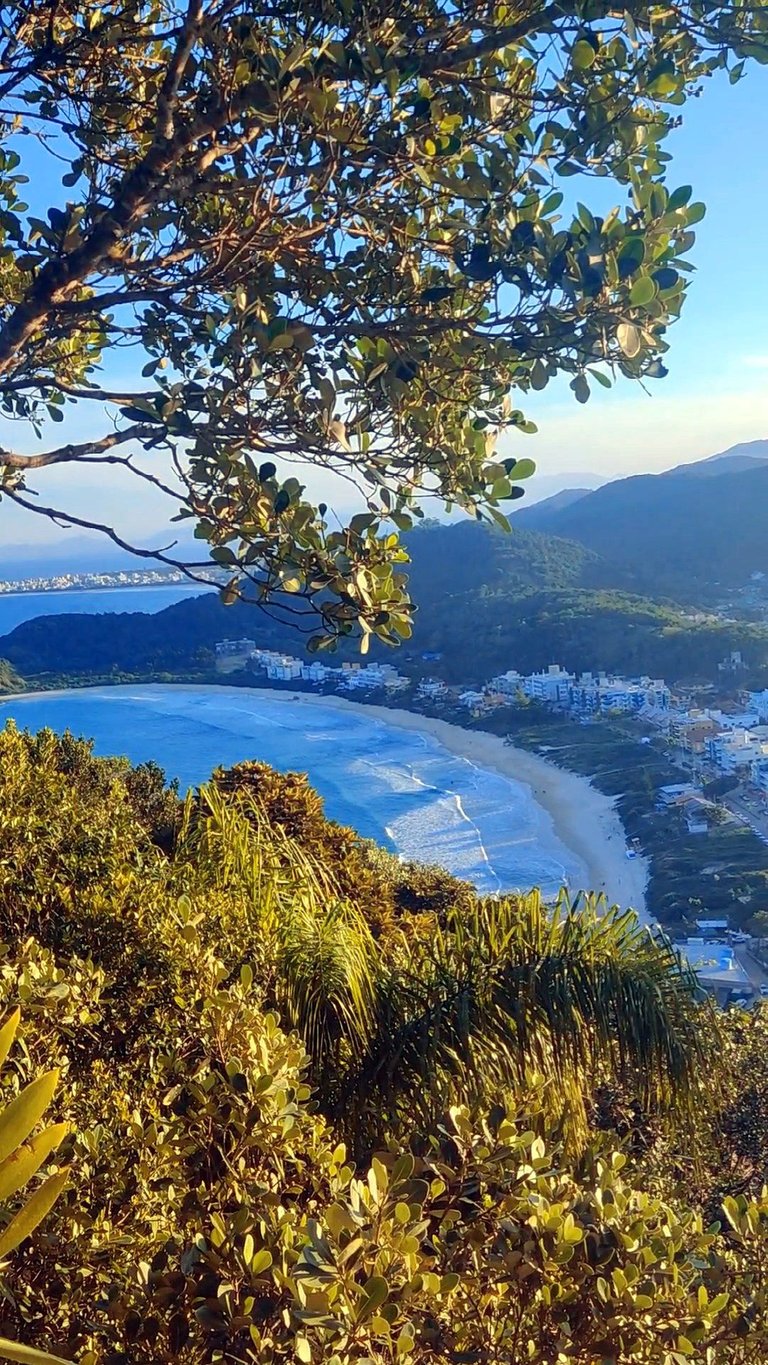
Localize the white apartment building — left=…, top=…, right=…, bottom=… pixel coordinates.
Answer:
left=300, top=661, right=335, bottom=684
left=339, top=663, right=409, bottom=691
left=748, top=689, right=768, bottom=723
left=265, top=657, right=303, bottom=681
left=489, top=669, right=524, bottom=697
left=705, top=728, right=768, bottom=773
left=523, top=664, right=575, bottom=704
left=417, top=678, right=448, bottom=700
left=708, top=707, right=760, bottom=731
left=597, top=677, right=671, bottom=714
left=215, top=637, right=256, bottom=656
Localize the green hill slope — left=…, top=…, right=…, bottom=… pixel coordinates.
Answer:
left=517, top=458, right=768, bottom=601
left=0, top=656, right=23, bottom=692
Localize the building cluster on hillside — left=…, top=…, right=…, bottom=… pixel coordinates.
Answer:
left=460, top=664, right=672, bottom=718
left=233, top=646, right=410, bottom=694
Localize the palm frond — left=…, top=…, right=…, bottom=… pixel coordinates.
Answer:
left=336, top=891, right=709, bottom=1146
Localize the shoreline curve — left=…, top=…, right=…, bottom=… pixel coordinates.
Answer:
left=2, top=681, right=648, bottom=918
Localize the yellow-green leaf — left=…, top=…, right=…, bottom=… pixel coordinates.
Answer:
left=0, top=1169, right=68, bottom=1257
left=0, top=1338, right=70, bottom=1365
left=572, top=39, right=596, bottom=69
left=0, top=1072, right=60, bottom=1166
left=0, top=1010, right=20, bottom=1071
left=0, top=1124, right=69, bottom=1202
left=356, top=1276, right=389, bottom=1322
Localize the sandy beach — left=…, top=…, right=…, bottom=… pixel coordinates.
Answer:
left=263, top=689, right=650, bottom=919
left=4, top=682, right=648, bottom=916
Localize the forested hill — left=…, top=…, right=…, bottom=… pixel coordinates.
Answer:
left=4, top=520, right=768, bottom=687
left=516, top=457, right=768, bottom=601
left=0, top=657, right=23, bottom=692
left=0, top=525, right=601, bottom=678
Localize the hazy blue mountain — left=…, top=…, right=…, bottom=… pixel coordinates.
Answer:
left=668, top=438, right=768, bottom=478
left=512, top=457, right=768, bottom=600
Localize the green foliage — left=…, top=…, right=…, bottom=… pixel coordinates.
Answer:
left=0, top=658, right=23, bottom=694
left=0, top=3, right=765, bottom=643
left=6, top=723, right=768, bottom=1360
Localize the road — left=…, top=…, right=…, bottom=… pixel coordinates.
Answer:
left=734, top=945, right=768, bottom=995
left=723, top=789, right=768, bottom=843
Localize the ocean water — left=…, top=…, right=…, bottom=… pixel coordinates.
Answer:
left=0, top=686, right=586, bottom=897
left=0, top=584, right=208, bottom=636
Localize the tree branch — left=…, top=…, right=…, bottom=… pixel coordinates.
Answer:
left=0, top=424, right=163, bottom=470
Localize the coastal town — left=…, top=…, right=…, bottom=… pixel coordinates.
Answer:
left=0, top=567, right=195, bottom=595
left=215, top=637, right=768, bottom=820
left=212, top=636, right=768, bottom=1008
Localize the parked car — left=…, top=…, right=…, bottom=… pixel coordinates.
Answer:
left=760, top=984, right=768, bottom=998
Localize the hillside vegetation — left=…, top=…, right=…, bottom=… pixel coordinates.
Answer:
left=3, top=725, right=768, bottom=1360
left=4, top=521, right=768, bottom=687
left=518, top=459, right=768, bottom=602
left=0, top=656, right=23, bottom=693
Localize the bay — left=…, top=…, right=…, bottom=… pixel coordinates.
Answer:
left=0, top=583, right=208, bottom=636
left=0, top=684, right=586, bottom=898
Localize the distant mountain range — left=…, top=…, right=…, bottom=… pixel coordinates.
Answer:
left=3, top=437, right=768, bottom=688
left=515, top=439, right=768, bottom=600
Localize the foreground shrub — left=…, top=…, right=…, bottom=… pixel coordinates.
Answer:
left=0, top=932, right=765, bottom=1364
left=3, top=721, right=768, bottom=1360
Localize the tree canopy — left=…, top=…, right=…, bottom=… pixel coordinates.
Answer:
left=0, top=0, right=765, bottom=645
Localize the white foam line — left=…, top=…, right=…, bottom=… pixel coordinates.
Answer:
left=357, top=754, right=503, bottom=894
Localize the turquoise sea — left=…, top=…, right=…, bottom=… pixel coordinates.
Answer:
left=0, top=684, right=586, bottom=897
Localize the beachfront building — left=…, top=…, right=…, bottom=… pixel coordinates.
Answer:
left=523, top=664, right=575, bottom=704
left=489, top=669, right=525, bottom=698
left=338, top=662, right=409, bottom=692
left=705, top=728, right=768, bottom=774
left=215, top=637, right=256, bottom=656
left=668, top=711, right=721, bottom=754
left=301, top=661, right=335, bottom=684
left=417, top=678, right=448, bottom=701
left=705, top=706, right=760, bottom=731
left=596, top=676, right=671, bottom=715
left=673, top=938, right=753, bottom=1006
left=265, top=655, right=303, bottom=682
left=657, top=783, right=702, bottom=809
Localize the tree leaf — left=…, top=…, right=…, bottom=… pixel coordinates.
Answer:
left=572, top=39, right=596, bottom=69
left=617, top=322, right=642, bottom=358
left=0, top=1009, right=20, bottom=1071
left=0, top=1124, right=69, bottom=1202
left=356, top=1276, right=389, bottom=1322
left=0, top=1339, right=70, bottom=1365
left=0, top=1072, right=60, bottom=1166
left=0, top=1169, right=69, bottom=1257
left=630, top=275, right=656, bottom=306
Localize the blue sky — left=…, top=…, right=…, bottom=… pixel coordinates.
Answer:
left=2, top=62, right=767, bottom=549
left=516, top=63, right=768, bottom=482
